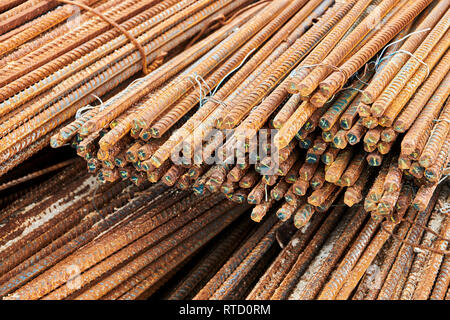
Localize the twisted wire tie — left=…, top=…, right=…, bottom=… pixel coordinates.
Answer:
left=119, top=74, right=152, bottom=99
left=435, top=162, right=450, bottom=185
left=438, top=174, right=449, bottom=185
left=186, top=73, right=211, bottom=110
left=211, top=47, right=256, bottom=97
left=185, top=46, right=257, bottom=110
left=75, top=93, right=104, bottom=119
left=56, top=0, right=150, bottom=74
left=75, top=69, right=157, bottom=118
left=350, top=63, right=372, bottom=86
left=204, top=96, right=228, bottom=108
left=373, top=27, right=431, bottom=69
left=378, top=49, right=430, bottom=78
left=362, top=28, right=432, bottom=77
left=320, top=84, right=371, bottom=106
left=340, top=87, right=371, bottom=103
left=75, top=104, right=94, bottom=119
left=354, top=72, right=369, bottom=86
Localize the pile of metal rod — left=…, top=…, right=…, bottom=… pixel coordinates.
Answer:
left=0, top=159, right=250, bottom=300
left=1, top=0, right=449, bottom=301
left=161, top=185, right=448, bottom=300
left=0, top=157, right=447, bottom=300
left=247, top=182, right=450, bottom=300
left=41, top=0, right=448, bottom=230
left=247, top=185, right=449, bottom=300
left=0, top=0, right=259, bottom=176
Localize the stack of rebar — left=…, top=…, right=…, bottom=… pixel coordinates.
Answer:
left=0, top=159, right=250, bottom=300
left=1, top=0, right=449, bottom=301
left=0, top=157, right=447, bottom=300
left=0, top=0, right=259, bottom=176
left=43, top=0, right=448, bottom=228
left=246, top=185, right=449, bottom=300
left=161, top=185, right=448, bottom=300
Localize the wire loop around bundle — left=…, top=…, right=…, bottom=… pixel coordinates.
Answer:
left=186, top=46, right=257, bottom=111
left=378, top=49, right=430, bottom=77
left=75, top=94, right=103, bottom=119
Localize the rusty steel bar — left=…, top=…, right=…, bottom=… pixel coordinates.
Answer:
left=361, top=1, right=448, bottom=104
left=0, top=183, right=174, bottom=298
left=289, top=206, right=367, bottom=300
left=116, top=205, right=248, bottom=300
left=377, top=189, right=439, bottom=299
left=72, top=198, right=239, bottom=300
left=270, top=203, right=346, bottom=300
left=318, top=0, right=436, bottom=105
left=194, top=214, right=278, bottom=300
left=166, top=215, right=253, bottom=300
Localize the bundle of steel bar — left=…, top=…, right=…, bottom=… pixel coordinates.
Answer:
left=254, top=185, right=450, bottom=300
left=0, top=157, right=447, bottom=300
left=0, top=159, right=251, bottom=300
left=39, top=0, right=448, bottom=230
left=1, top=0, right=449, bottom=300
left=167, top=185, right=448, bottom=300
left=0, top=0, right=262, bottom=176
